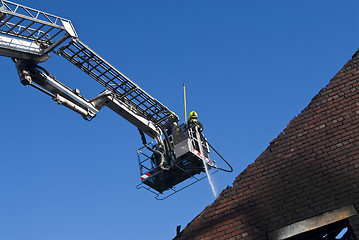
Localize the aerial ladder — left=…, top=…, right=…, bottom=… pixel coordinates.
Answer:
left=0, top=0, right=232, bottom=199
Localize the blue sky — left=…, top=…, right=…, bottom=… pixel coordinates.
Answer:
left=1, top=1, right=358, bottom=239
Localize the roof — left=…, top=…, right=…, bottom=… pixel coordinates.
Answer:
left=174, top=50, right=359, bottom=239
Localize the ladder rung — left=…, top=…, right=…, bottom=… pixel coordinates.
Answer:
left=119, top=87, right=137, bottom=99
left=0, top=15, right=14, bottom=28
left=97, top=68, right=111, bottom=79
left=69, top=47, right=85, bottom=61
left=46, top=28, right=63, bottom=42
left=88, top=61, right=103, bottom=72
left=143, top=102, right=157, bottom=112
left=37, top=26, right=54, bottom=40
left=5, top=18, right=24, bottom=33
left=27, top=23, right=45, bottom=38
left=17, top=21, right=35, bottom=35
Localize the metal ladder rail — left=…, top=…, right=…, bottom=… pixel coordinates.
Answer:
left=57, top=38, right=173, bottom=128
left=0, top=0, right=76, bottom=51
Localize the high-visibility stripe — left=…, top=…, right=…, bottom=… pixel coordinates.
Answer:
left=192, top=148, right=211, bottom=163
left=141, top=172, right=150, bottom=181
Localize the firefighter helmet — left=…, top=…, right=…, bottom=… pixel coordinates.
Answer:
left=189, top=111, right=198, bottom=119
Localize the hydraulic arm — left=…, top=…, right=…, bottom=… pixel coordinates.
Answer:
left=0, top=0, right=230, bottom=199
left=0, top=0, right=171, bottom=139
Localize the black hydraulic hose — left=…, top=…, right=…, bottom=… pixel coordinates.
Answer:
left=161, top=132, right=170, bottom=156
left=138, top=129, right=161, bottom=155
left=138, top=129, right=169, bottom=170
left=35, top=64, right=52, bottom=77
left=138, top=128, right=147, bottom=146
left=201, top=133, right=233, bottom=173
left=162, top=127, right=175, bottom=153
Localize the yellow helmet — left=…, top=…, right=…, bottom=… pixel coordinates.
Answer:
left=189, top=111, right=198, bottom=119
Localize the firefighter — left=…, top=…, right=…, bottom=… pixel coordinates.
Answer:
left=188, top=111, right=203, bottom=132
left=188, top=111, right=208, bottom=157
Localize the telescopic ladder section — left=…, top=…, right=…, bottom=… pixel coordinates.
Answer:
left=0, top=0, right=76, bottom=58
left=57, top=38, right=173, bottom=128
left=0, top=0, right=173, bottom=129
